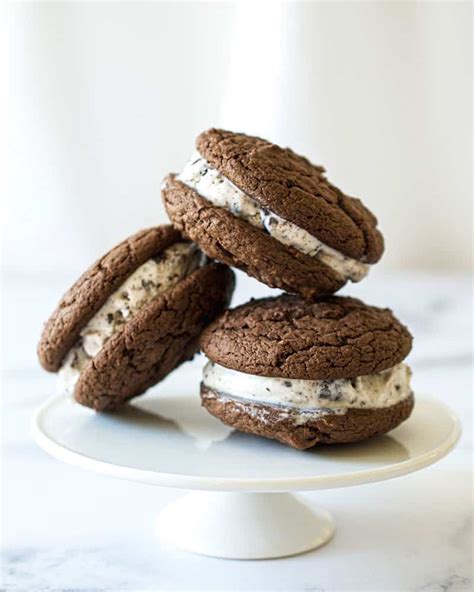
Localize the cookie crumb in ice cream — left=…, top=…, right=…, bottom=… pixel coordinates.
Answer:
left=178, top=152, right=369, bottom=282
left=202, top=361, right=412, bottom=416
left=58, top=242, right=206, bottom=396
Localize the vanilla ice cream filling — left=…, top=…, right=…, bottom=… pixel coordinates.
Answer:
left=202, top=361, right=412, bottom=417
left=58, top=242, right=206, bottom=396
left=177, top=152, right=369, bottom=282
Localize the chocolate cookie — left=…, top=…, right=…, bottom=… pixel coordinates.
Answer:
left=38, top=226, right=235, bottom=411
left=162, top=129, right=384, bottom=299
left=201, top=388, right=414, bottom=450
left=199, top=295, right=414, bottom=449
left=200, top=295, right=412, bottom=380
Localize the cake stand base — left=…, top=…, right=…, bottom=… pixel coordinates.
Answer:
left=155, top=491, right=335, bottom=559
left=33, top=393, right=461, bottom=560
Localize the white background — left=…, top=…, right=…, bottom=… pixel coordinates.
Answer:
left=1, top=3, right=472, bottom=590
left=3, top=1, right=472, bottom=275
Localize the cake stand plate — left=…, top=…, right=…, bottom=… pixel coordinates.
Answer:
left=32, top=385, right=460, bottom=560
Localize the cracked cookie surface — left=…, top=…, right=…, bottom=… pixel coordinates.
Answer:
left=200, top=295, right=412, bottom=380
left=196, top=128, right=384, bottom=262
left=75, top=263, right=235, bottom=411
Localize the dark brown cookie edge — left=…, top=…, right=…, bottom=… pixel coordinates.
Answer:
left=201, top=386, right=414, bottom=449
left=38, top=225, right=182, bottom=372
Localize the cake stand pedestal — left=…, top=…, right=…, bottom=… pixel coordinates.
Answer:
left=32, top=389, right=460, bottom=560
left=156, top=491, right=334, bottom=559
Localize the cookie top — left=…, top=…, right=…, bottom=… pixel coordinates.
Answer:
left=197, top=129, right=384, bottom=263
left=38, top=226, right=181, bottom=372
left=200, top=295, right=412, bottom=380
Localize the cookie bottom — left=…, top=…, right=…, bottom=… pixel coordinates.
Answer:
left=162, top=175, right=345, bottom=299
left=201, top=386, right=415, bottom=450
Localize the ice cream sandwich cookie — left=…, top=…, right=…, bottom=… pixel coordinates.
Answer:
left=162, top=129, right=384, bottom=299
left=38, top=226, right=234, bottom=411
left=200, top=295, right=413, bottom=449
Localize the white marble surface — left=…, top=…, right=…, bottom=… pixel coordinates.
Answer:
left=2, top=269, right=472, bottom=591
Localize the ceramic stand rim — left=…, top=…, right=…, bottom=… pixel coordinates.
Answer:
left=32, top=395, right=461, bottom=493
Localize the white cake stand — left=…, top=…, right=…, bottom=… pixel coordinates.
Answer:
left=32, top=379, right=461, bottom=560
